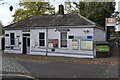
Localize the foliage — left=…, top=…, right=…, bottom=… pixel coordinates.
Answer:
left=0, top=21, right=3, bottom=35
left=13, top=2, right=55, bottom=22
left=65, top=1, right=115, bottom=27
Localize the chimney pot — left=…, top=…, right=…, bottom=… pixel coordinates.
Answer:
left=58, top=4, right=64, bottom=15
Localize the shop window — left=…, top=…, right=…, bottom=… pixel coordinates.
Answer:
left=39, top=33, right=45, bottom=46
left=61, top=32, right=67, bottom=47
left=10, top=33, right=15, bottom=45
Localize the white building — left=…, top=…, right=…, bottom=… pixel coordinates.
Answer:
left=4, top=5, right=106, bottom=58
left=115, top=1, right=120, bottom=31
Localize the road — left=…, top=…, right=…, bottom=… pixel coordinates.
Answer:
left=1, top=46, right=119, bottom=79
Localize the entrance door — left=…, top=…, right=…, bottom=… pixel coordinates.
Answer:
left=23, top=37, right=27, bottom=54
left=23, top=34, right=30, bottom=54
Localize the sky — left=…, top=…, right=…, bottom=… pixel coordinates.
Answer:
left=0, top=0, right=68, bottom=26
left=0, top=0, right=120, bottom=29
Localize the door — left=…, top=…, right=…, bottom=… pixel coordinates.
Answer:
left=23, top=33, right=30, bottom=54
left=23, top=37, right=27, bottom=54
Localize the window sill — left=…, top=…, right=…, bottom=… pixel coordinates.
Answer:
left=38, top=46, right=46, bottom=49
left=60, top=47, right=68, bottom=50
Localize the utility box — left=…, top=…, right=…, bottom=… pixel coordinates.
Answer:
left=95, top=41, right=111, bottom=58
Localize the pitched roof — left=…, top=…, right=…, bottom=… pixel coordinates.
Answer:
left=4, top=14, right=96, bottom=30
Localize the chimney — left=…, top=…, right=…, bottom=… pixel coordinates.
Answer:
left=58, top=4, right=64, bottom=15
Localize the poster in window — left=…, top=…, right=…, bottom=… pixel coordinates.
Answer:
left=15, top=38, right=19, bottom=46
left=81, top=40, right=93, bottom=50
left=5, top=38, right=10, bottom=46
left=48, top=39, right=58, bottom=48
left=72, top=40, right=78, bottom=50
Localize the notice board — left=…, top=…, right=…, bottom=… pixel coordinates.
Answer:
left=80, top=40, right=93, bottom=50
left=72, top=40, right=78, bottom=50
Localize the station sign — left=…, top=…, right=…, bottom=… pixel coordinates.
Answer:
left=106, top=18, right=116, bottom=26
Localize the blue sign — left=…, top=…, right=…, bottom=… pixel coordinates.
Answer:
left=87, top=36, right=92, bottom=39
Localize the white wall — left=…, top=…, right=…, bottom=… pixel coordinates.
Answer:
left=4, top=30, right=22, bottom=54
left=94, top=28, right=106, bottom=41
left=48, top=28, right=94, bottom=58
left=4, top=27, right=95, bottom=58
left=67, top=28, right=93, bottom=49
left=30, top=29, right=46, bottom=55
left=30, top=28, right=94, bottom=58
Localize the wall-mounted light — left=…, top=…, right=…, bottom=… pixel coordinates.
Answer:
left=55, top=29, right=57, bottom=32
left=84, top=30, right=89, bottom=33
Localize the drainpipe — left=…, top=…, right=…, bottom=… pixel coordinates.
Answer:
left=46, top=28, right=48, bottom=56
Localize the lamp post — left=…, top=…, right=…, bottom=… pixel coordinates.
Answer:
left=0, top=2, right=13, bottom=11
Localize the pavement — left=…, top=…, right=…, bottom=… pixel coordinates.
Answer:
left=2, top=57, right=29, bottom=74
left=1, top=51, right=35, bottom=79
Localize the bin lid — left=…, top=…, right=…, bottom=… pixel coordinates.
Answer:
left=95, top=41, right=109, bottom=45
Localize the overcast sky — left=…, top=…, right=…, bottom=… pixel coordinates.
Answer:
left=0, top=0, right=120, bottom=27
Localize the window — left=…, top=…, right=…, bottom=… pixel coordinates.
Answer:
left=39, top=33, right=45, bottom=46
left=10, top=33, right=15, bottom=45
left=27, top=38, right=30, bottom=46
left=61, top=32, right=67, bottom=47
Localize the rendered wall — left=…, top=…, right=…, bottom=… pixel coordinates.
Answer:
left=30, top=29, right=46, bottom=55
left=4, top=30, right=22, bottom=54
left=30, top=27, right=94, bottom=58
left=94, top=28, right=106, bottom=41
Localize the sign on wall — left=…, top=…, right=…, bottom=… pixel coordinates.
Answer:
left=72, top=40, right=78, bottom=50
left=106, top=18, right=116, bottom=26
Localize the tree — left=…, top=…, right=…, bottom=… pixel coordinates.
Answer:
left=13, top=2, right=55, bottom=22
left=65, top=1, right=115, bottom=27
left=0, top=21, right=3, bottom=36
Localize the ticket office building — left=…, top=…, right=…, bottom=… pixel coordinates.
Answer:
left=4, top=14, right=105, bottom=58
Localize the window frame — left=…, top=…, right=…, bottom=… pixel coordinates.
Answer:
left=39, top=32, right=45, bottom=47
left=60, top=32, right=67, bottom=48
left=10, top=33, right=15, bottom=45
